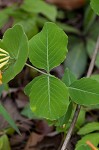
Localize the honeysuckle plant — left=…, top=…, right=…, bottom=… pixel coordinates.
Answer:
left=0, top=1, right=99, bottom=149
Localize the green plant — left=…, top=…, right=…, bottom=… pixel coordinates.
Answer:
left=0, top=1, right=99, bottom=149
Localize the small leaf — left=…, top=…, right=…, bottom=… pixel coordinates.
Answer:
left=0, top=104, right=20, bottom=134
left=29, top=22, right=68, bottom=73
left=62, top=68, right=77, bottom=86
left=90, top=0, right=99, bottom=15
left=25, top=75, right=69, bottom=120
left=65, top=43, right=87, bottom=78
left=21, top=0, right=57, bottom=21
left=0, top=135, right=11, bottom=150
left=69, top=78, right=99, bottom=105
left=78, top=122, right=99, bottom=135
left=75, top=133, right=99, bottom=149
left=0, top=25, right=28, bottom=83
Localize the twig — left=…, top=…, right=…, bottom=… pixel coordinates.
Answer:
left=61, top=35, right=99, bottom=150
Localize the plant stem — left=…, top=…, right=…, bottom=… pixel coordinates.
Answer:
left=61, top=35, right=99, bottom=150
left=25, top=63, right=48, bottom=76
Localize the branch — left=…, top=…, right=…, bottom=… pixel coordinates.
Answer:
left=61, top=35, right=99, bottom=150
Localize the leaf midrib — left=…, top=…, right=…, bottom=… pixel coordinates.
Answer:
left=69, top=87, right=99, bottom=96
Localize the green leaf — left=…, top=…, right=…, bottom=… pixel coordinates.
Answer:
left=90, top=0, right=99, bottom=15
left=78, top=122, right=99, bottom=135
left=0, top=12, right=8, bottom=29
left=91, top=74, right=99, bottom=82
left=0, top=104, right=20, bottom=134
left=56, top=102, right=73, bottom=127
left=21, top=0, right=57, bottom=21
left=29, top=22, right=68, bottom=72
left=88, top=21, right=99, bottom=41
left=75, top=133, right=99, bottom=149
left=0, top=85, right=4, bottom=97
left=76, top=145, right=91, bottom=150
left=25, top=75, right=69, bottom=120
left=76, top=109, right=85, bottom=128
left=16, top=18, right=38, bottom=39
left=64, top=43, right=87, bottom=78
left=62, top=68, right=77, bottom=87
left=86, top=38, right=99, bottom=68
left=83, top=6, right=96, bottom=33
left=0, top=25, right=28, bottom=83
left=69, top=78, right=99, bottom=106
left=21, top=104, right=35, bottom=119
left=0, top=135, right=11, bottom=150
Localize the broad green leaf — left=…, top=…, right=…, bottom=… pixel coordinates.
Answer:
left=0, top=104, right=20, bottom=134
left=29, top=22, right=68, bottom=72
left=78, top=122, right=99, bottom=135
left=64, top=43, right=87, bottom=78
left=75, top=133, right=99, bottom=149
left=0, top=135, right=11, bottom=150
left=69, top=78, right=99, bottom=106
left=86, top=39, right=99, bottom=68
left=21, top=0, right=57, bottom=21
left=90, top=0, right=99, bottom=15
left=76, top=145, right=91, bottom=150
left=0, top=25, right=28, bottom=83
left=62, top=68, right=77, bottom=87
left=25, top=75, right=69, bottom=120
